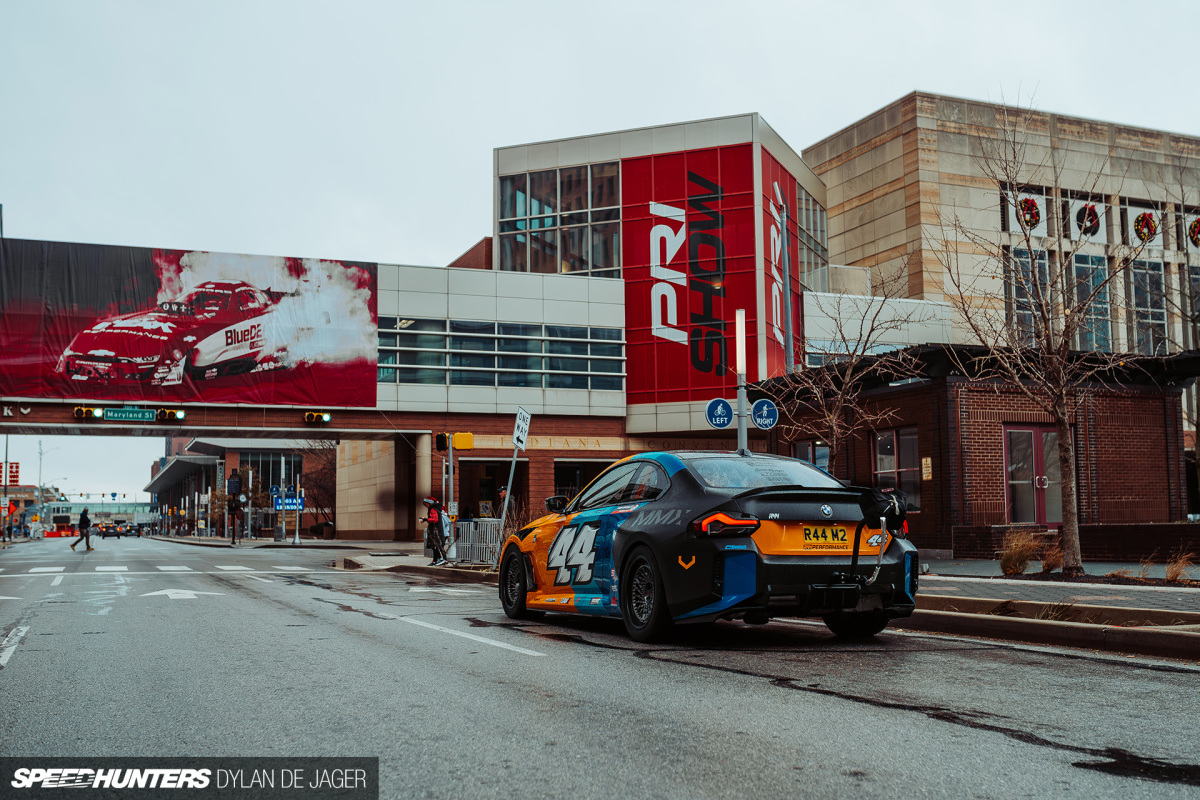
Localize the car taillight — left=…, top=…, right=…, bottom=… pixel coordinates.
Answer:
left=691, top=512, right=760, bottom=537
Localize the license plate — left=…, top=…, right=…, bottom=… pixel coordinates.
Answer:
left=800, top=525, right=849, bottom=550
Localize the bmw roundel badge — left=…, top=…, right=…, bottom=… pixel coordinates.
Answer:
left=820, top=504, right=833, bottom=518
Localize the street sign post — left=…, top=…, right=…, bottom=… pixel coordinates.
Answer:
left=705, top=398, right=734, bottom=429
left=751, top=398, right=779, bottom=430
left=496, top=406, right=531, bottom=567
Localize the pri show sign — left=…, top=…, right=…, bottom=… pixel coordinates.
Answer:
left=0, top=239, right=378, bottom=407
left=622, top=144, right=806, bottom=406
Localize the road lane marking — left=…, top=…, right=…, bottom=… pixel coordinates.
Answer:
left=399, top=617, right=545, bottom=657
left=0, top=596, right=20, bottom=600
left=215, top=566, right=255, bottom=571
left=0, top=626, right=30, bottom=667
left=157, top=566, right=193, bottom=571
left=95, top=567, right=128, bottom=572
left=408, top=587, right=480, bottom=595
left=0, top=570, right=390, bottom=578
left=30, top=567, right=64, bottom=573
left=140, top=590, right=224, bottom=600
left=244, top=575, right=273, bottom=583
left=271, top=566, right=312, bottom=571
left=50, top=576, right=63, bottom=587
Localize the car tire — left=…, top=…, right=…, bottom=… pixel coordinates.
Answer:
left=620, top=546, right=673, bottom=643
left=499, top=547, right=541, bottom=620
left=822, top=610, right=889, bottom=638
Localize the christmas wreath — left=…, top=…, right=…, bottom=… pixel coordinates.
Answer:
left=1188, top=217, right=1200, bottom=249
left=1076, top=204, right=1100, bottom=237
left=1133, top=212, right=1158, bottom=243
left=1018, top=197, right=1041, bottom=230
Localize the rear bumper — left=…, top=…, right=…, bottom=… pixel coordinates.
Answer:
left=672, top=539, right=919, bottom=623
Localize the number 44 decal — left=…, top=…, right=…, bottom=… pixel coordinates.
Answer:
left=547, top=522, right=599, bottom=585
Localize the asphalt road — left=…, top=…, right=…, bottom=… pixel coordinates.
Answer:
left=1, top=537, right=1198, bottom=799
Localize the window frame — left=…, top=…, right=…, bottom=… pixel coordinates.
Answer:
left=872, top=427, right=921, bottom=512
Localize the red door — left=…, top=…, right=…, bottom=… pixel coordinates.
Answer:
left=1004, top=427, right=1063, bottom=526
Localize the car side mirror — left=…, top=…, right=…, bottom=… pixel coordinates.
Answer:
left=545, top=495, right=569, bottom=514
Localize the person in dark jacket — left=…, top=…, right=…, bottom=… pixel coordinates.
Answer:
left=71, top=508, right=93, bottom=551
left=420, top=496, right=449, bottom=566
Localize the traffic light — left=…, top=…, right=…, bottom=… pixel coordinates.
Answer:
left=452, top=432, right=474, bottom=450
left=156, top=409, right=186, bottom=421
left=73, top=406, right=103, bottom=419
left=304, top=411, right=332, bottom=424
left=434, top=433, right=448, bottom=452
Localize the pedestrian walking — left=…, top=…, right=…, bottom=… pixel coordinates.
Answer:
left=71, top=508, right=93, bottom=551
left=420, top=496, right=449, bottom=566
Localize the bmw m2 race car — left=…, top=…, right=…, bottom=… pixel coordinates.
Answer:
left=56, top=281, right=285, bottom=385
left=498, top=451, right=918, bottom=642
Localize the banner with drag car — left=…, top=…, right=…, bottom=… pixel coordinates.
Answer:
left=0, top=238, right=377, bottom=407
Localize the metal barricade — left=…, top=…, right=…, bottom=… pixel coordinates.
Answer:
left=453, top=518, right=504, bottom=565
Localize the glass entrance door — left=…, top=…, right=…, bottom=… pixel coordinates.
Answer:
left=1005, top=427, right=1065, bottom=526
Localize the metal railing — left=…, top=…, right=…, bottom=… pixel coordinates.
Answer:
left=453, top=518, right=503, bottom=565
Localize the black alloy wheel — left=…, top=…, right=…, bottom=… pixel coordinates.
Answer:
left=620, top=546, right=673, bottom=642
left=499, top=548, right=541, bottom=620
left=822, top=610, right=890, bottom=638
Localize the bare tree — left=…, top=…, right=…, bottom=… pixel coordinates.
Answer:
left=764, top=260, right=934, bottom=475
left=295, top=439, right=337, bottom=529
left=936, top=102, right=1162, bottom=577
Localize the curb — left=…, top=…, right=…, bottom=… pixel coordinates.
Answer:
left=894, top=610, right=1200, bottom=660
left=380, top=563, right=498, bottom=586
left=148, top=536, right=366, bottom=550
left=917, top=594, right=1200, bottom=627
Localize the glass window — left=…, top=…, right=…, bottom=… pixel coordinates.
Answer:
left=499, top=372, right=542, bottom=387
left=500, top=174, right=527, bottom=219
left=590, top=327, right=622, bottom=341
left=572, top=462, right=641, bottom=511
left=548, top=325, right=588, bottom=339
left=377, top=367, right=397, bottom=383
left=591, top=162, right=619, bottom=208
left=591, top=222, right=620, bottom=277
left=398, top=318, right=446, bottom=332
left=873, top=429, right=921, bottom=511
left=396, top=332, right=445, bottom=349
left=560, top=226, right=588, bottom=273
left=1132, top=259, right=1167, bottom=355
left=450, top=321, right=495, bottom=334
left=547, top=373, right=589, bottom=389
left=591, top=208, right=620, bottom=223
left=498, top=355, right=542, bottom=371
left=449, top=353, right=495, bottom=369
left=499, top=338, right=542, bottom=354
left=499, top=232, right=527, bottom=272
left=450, top=370, right=495, bottom=386
left=547, top=357, right=588, bottom=372
left=499, top=323, right=541, bottom=337
left=529, top=170, right=557, bottom=216
left=398, top=368, right=445, bottom=385
left=689, top=456, right=842, bottom=490
left=1074, top=254, right=1110, bottom=352
left=618, top=463, right=669, bottom=502
left=590, top=375, right=622, bottom=390
left=450, top=336, right=495, bottom=352
left=530, top=229, right=557, bottom=274
left=1009, top=248, right=1049, bottom=346
left=378, top=332, right=397, bottom=347
left=560, top=166, right=588, bottom=213
left=589, top=359, right=621, bottom=373
left=395, top=350, right=445, bottom=367
left=590, top=342, right=622, bottom=357
left=378, top=351, right=398, bottom=365
left=378, top=316, right=397, bottom=330
left=548, top=340, right=588, bottom=356
left=792, top=441, right=831, bottom=473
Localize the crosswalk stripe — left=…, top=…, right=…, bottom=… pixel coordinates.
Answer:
left=30, top=567, right=65, bottom=573
left=156, top=566, right=193, bottom=572
left=271, top=566, right=312, bottom=571
left=215, top=566, right=255, bottom=571
left=95, top=566, right=128, bottom=572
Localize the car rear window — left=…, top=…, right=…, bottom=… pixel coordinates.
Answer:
left=688, top=457, right=843, bottom=490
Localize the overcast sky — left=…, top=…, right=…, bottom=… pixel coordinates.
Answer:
left=3, top=0, right=1199, bottom=502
